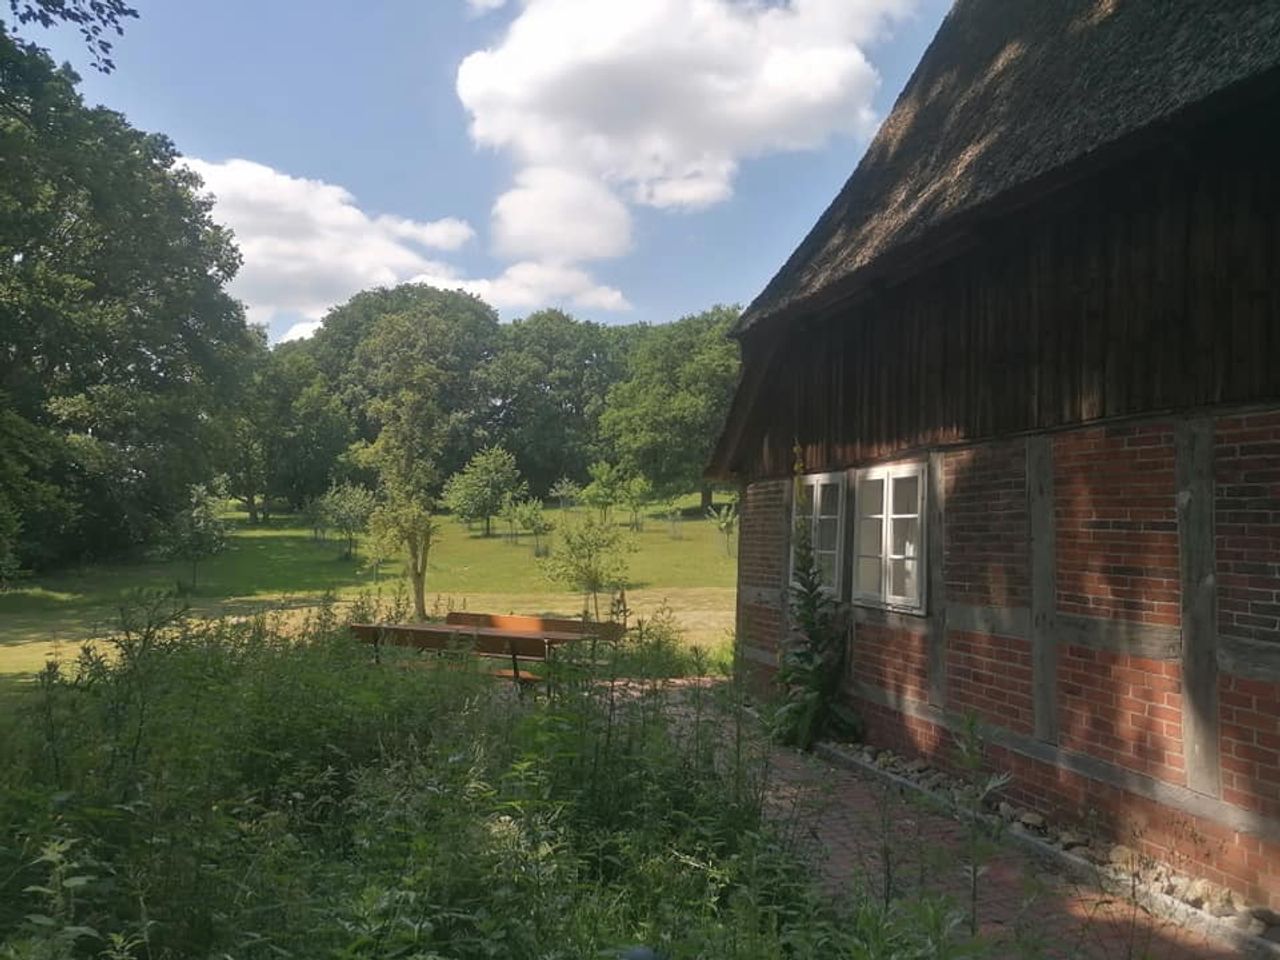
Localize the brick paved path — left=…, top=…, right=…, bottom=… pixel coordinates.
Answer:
left=763, top=743, right=1241, bottom=959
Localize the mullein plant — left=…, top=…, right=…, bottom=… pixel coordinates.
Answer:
left=771, top=449, right=861, bottom=750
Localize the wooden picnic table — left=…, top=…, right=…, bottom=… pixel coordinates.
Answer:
left=350, top=614, right=620, bottom=684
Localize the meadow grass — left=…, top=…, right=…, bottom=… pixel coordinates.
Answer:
left=0, top=498, right=738, bottom=678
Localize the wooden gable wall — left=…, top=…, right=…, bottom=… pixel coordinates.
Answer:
left=728, top=110, right=1280, bottom=480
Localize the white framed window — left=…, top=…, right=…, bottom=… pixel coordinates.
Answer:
left=852, top=462, right=927, bottom=613
left=793, top=472, right=846, bottom=594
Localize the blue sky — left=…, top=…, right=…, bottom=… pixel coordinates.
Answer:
left=37, top=0, right=951, bottom=342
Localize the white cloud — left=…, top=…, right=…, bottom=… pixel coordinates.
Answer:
left=280, top=319, right=324, bottom=342
left=184, top=158, right=473, bottom=333
left=413, top=260, right=630, bottom=312
left=467, top=0, right=507, bottom=12
left=457, top=0, right=911, bottom=213
left=492, top=166, right=631, bottom=262
left=186, top=157, right=628, bottom=339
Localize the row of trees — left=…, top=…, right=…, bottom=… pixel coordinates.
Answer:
left=0, top=12, right=741, bottom=583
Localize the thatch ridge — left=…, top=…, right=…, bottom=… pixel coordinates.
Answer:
left=737, top=0, right=1280, bottom=334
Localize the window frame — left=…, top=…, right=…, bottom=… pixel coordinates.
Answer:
left=791, top=471, right=847, bottom=596
left=851, top=461, right=928, bottom=615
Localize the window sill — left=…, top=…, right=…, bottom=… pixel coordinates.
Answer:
left=849, top=603, right=930, bottom=633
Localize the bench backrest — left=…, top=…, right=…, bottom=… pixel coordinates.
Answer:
left=351, top=623, right=550, bottom=659
left=445, top=611, right=625, bottom=642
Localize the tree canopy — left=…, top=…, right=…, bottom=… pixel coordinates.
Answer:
left=0, top=27, right=256, bottom=570
left=0, top=21, right=742, bottom=577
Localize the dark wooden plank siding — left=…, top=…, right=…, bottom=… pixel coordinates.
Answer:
left=726, top=116, right=1280, bottom=480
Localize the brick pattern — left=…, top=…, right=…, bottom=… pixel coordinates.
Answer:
left=987, top=742, right=1280, bottom=911
left=1218, top=674, right=1280, bottom=820
left=738, top=480, right=790, bottom=658
left=739, top=602, right=784, bottom=657
left=854, top=696, right=952, bottom=762
left=1054, top=424, right=1180, bottom=626
left=851, top=624, right=929, bottom=701
left=1215, top=411, right=1280, bottom=646
left=1057, top=645, right=1185, bottom=784
left=849, top=694, right=1280, bottom=911
left=943, top=441, right=1029, bottom=608
left=945, top=631, right=1034, bottom=734
left=739, top=479, right=790, bottom=591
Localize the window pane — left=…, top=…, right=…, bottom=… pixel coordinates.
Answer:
left=858, top=518, right=883, bottom=556
left=817, top=552, right=836, bottom=588
left=858, top=478, right=884, bottom=518
left=891, top=517, right=920, bottom=558
left=816, top=517, right=838, bottom=552
left=819, top=482, right=840, bottom=516
left=857, top=557, right=881, bottom=596
left=892, top=474, right=919, bottom=515
left=889, top=559, right=918, bottom=602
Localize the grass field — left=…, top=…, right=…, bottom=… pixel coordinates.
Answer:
left=0, top=498, right=738, bottom=677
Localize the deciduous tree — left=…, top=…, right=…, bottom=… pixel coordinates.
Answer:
left=443, top=446, right=526, bottom=537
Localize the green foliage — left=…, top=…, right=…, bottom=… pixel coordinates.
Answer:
left=0, top=28, right=256, bottom=570
left=442, top=446, right=526, bottom=537
left=541, top=514, right=636, bottom=620
left=548, top=476, right=581, bottom=512
left=369, top=492, right=440, bottom=620
left=770, top=521, right=861, bottom=750
left=705, top=500, right=738, bottom=555
left=0, top=600, right=771, bottom=959
left=6, top=0, right=138, bottom=72
left=599, top=306, right=741, bottom=497
left=620, top=474, right=654, bottom=531
left=320, top=482, right=376, bottom=560
left=580, top=459, right=626, bottom=521
left=164, top=482, right=228, bottom=592
left=477, top=309, right=626, bottom=494
left=513, top=497, right=553, bottom=556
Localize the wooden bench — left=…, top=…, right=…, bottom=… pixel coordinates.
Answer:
left=444, top=611, right=625, bottom=643
left=350, top=613, right=623, bottom=684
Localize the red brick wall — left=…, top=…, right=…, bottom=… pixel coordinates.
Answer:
left=739, top=601, right=783, bottom=657
left=739, top=479, right=790, bottom=593
left=1215, top=411, right=1280, bottom=646
left=852, top=624, right=929, bottom=702
left=943, top=441, right=1029, bottom=608
left=1219, top=674, right=1280, bottom=820
left=848, top=692, right=1280, bottom=910
left=946, top=631, right=1034, bottom=734
left=987, top=742, right=1280, bottom=911
left=1057, top=645, right=1185, bottom=785
left=1054, top=424, right=1180, bottom=626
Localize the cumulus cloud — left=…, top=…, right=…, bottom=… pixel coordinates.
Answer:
left=492, top=166, right=631, bottom=262
left=187, top=157, right=627, bottom=339
left=457, top=0, right=912, bottom=212
left=412, top=260, right=629, bottom=313
left=184, top=158, right=472, bottom=331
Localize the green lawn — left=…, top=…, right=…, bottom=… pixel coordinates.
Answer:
left=0, top=498, right=738, bottom=678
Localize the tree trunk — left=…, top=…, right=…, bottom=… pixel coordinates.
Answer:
left=484, top=515, right=492, bottom=537
left=245, top=494, right=259, bottom=525
left=700, top=484, right=713, bottom=511
left=191, top=557, right=198, bottom=591
left=409, top=540, right=427, bottom=621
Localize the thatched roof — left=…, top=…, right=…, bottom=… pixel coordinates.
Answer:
left=737, top=0, right=1280, bottom=334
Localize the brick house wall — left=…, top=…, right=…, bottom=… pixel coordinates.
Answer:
left=737, top=408, right=1280, bottom=909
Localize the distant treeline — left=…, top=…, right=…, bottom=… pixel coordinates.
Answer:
left=0, top=24, right=740, bottom=577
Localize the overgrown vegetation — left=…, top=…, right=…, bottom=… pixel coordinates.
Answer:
left=0, top=597, right=803, bottom=958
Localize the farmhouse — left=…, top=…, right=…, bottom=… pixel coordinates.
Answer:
left=710, top=1, right=1280, bottom=908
